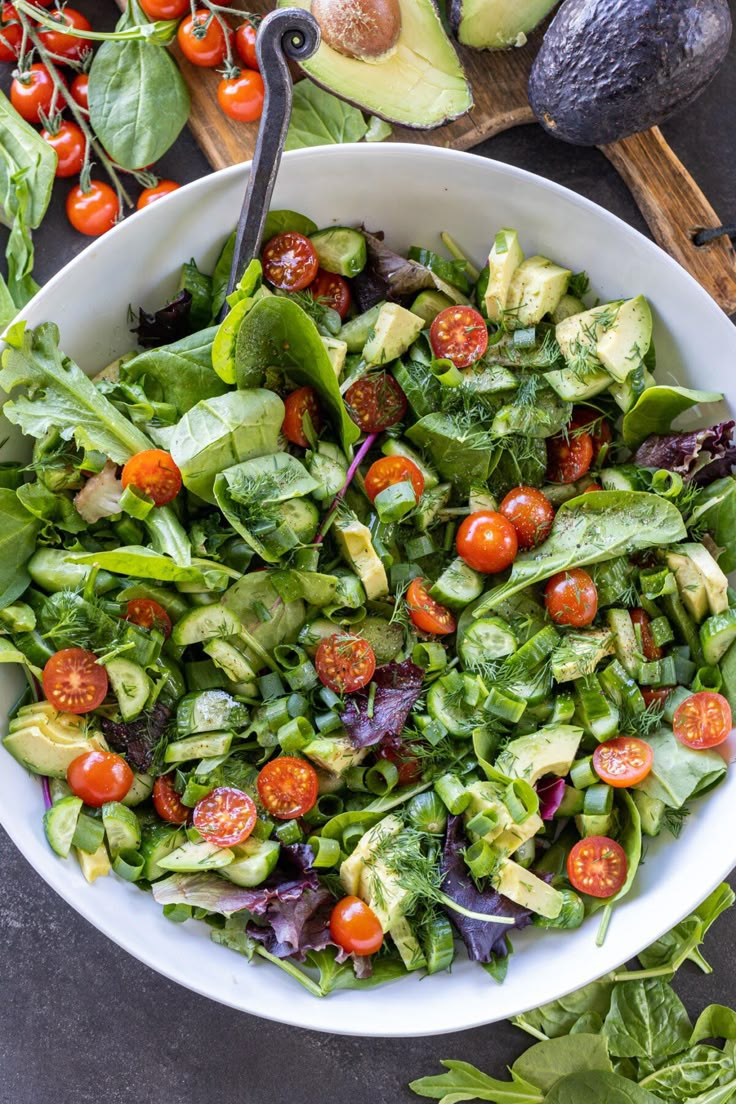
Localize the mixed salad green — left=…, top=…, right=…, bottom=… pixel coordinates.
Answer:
left=1, top=212, right=735, bottom=997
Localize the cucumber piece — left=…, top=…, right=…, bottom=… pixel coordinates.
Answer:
left=43, top=794, right=83, bottom=858
left=700, top=608, right=736, bottom=666
left=380, top=438, right=439, bottom=489
left=422, top=913, right=455, bottom=974
left=117, top=583, right=190, bottom=621
left=576, top=812, right=615, bottom=838
left=415, top=482, right=451, bottom=532
left=140, top=823, right=187, bottom=881
left=555, top=785, right=585, bottom=817
left=660, top=592, right=705, bottom=667
left=459, top=616, right=517, bottom=668
left=49, top=778, right=72, bottom=804
left=172, top=605, right=242, bottom=647
left=600, top=467, right=642, bottom=492
left=606, top=609, right=640, bottom=678
left=176, top=689, right=249, bottom=736
left=410, top=289, right=454, bottom=324
left=310, top=227, right=367, bottom=277
left=105, top=657, right=152, bottom=722
left=427, top=674, right=480, bottom=736
left=122, top=772, right=155, bottom=807
left=430, top=558, right=484, bottom=611
left=221, top=838, right=280, bottom=886
left=164, top=730, right=233, bottom=764
left=339, top=302, right=384, bottom=353
left=72, top=812, right=105, bottom=854
left=158, top=839, right=235, bottom=872
left=355, top=616, right=404, bottom=665
left=574, top=677, right=620, bottom=741
left=102, top=801, right=142, bottom=857
left=203, top=638, right=258, bottom=687
left=632, top=790, right=666, bottom=838
left=281, top=497, right=319, bottom=543
left=307, top=441, right=348, bottom=502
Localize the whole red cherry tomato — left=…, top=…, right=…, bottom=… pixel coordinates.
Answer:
left=235, top=19, right=259, bottom=69
left=10, top=64, right=59, bottom=124
left=217, top=70, right=264, bottom=122
left=66, top=181, right=119, bottom=237
left=177, top=9, right=230, bottom=67
left=38, top=7, right=91, bottom=61
left=41, top=120, right=86, bottom=178
left=137, top=180, right=180, bottom=209
left=456, top=511, right=518, bottom=574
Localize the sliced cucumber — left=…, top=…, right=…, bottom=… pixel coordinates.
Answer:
left=172, top=605, right=242, bottom=647
left=339, top=303, right=384, bottom=353
left=105, top=657, right=151, bottom=721
left=427, top=674, right=480, bottom=736
left=102, top=801, right=142, bottom=857
left=122, top=772, right=155, bottom=807
left=158, top=839, right=235, bottom=872
left=164, top=729, right=233, bottom=764
left=430, top=558, right=484, bottom=611
left=380, top=438, right=439, bottom=489
left=700, top=608, right=736, bottom=666
left=355, top=616, right=405, bottom=665
left=459, top=616, right=517, bottom=668
left=176, top=689, right=250, bottom=736
left=410, top=289, right=453, bottom=324
left=280, top=497, right=319, bottom=543
left=600, top=467, right=641, bottom=492
left=422, top=914, right=455, bottom=974
left=140, top=824, right=187, bottom=881
left=415, top=483, right=451, bottom=532
left=310, top=227, right=367, bottom=277
left=203, top=638, right=258, bottom=687
left=221, top=838, right=280, bottom=886
left=43, top=794, right=83, bottom=858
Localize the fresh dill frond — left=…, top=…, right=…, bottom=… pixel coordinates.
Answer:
left=568, top=271, right=591, bottom=300
left=620, top=701, right=665, bottom=740
left=664, top=805, right=691, bottom=838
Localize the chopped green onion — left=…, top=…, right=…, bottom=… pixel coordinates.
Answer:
left=650, top=469, right=684, bottom=498
left=259, top=672, right=286, bottom=701
left=277, top=715, right=314, bottom=752
left=274, top=819, right=303, bottom=845
left=464, top=839, right=497, bottom=879
left=315, top=710, right=343, bottom=734
left=365, top=759, right=399, bottom=796
left=112, top=849, right=145, bottom=882
left=692, top=665, right=723, bottom=693
left=435, top=773, right=471, bottom=815
left=307, top=835, right=341, bottom=868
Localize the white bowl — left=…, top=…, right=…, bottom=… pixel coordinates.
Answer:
left=2, top=144, right=736, bottom=1037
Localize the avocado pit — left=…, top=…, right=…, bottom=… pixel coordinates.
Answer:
left=311, top=0, right=402, bottom=62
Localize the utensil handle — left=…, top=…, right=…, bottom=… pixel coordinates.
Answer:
left=601, top=127, right=736, bottom=315
left=225, top=8, right=320, bottom=302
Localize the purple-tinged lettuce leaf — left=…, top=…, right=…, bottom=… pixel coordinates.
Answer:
left=152, top=873, right=265, bottom=915
left=634, top=421, right=736, bottom=486
left=536, top=777, right=566, bottom=821
left=350, top=266, right=388, bottom=313
left=100, top=702, right=171, bottom=772
left=247, top=885, right=334, bottom=959
left=134, top=290, right=192, bottom=348
left=341, top=659, right=424, bottom=748
left=363, top=229, right=436, bottom=298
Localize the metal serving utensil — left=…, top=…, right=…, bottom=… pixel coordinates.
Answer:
left=223, top=7, right=321, bottom=309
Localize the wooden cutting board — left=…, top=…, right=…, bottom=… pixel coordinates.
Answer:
left=116, top=0, right=736, bottom=313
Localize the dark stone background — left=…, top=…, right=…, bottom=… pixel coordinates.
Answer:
left=1, top=4, right=735, bottom=1101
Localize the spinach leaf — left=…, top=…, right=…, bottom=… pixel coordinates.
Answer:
left=622, top=386, right=723, bottom=449
left=638, top=1045, right=734, bottom=1101
left=0, top=272, right=16, bottom=330
left=234, top=296, right=360, bottom=453
left=222, top=571, right=306, bottom=658
left=692, top=1007, right=736, bottom=1046
left=610, top=789, right=642, bottom=907
left=0, top=89, right=56, bottom=230
left=263, top=210, right=318, bottom=240
left=121, top=327, right=226, bottom=418
left=406, top=413, right=495, bottom=492
left=603, top=978, right=692, bottom=1059
left=210, top=231, right=236, bottom=322
left=633, top=884, right=736, bottom=980
left=511, top=1034, right=612, bottom=1093
left=304, top=948, right=407, bottom=995
left=512, top=974, right=617, bottom=1040
left=690, top=478, right=736, bottom=574
left=633, top=727, right=727, bottom=808
left=88, top=0, right=189, bottom=170
left=409, top=1060, right=543, bottom=1103
left=285, top=79, right=368, bottom=150
left=16, top=481, right=86, bottom=534
left=475, top=492, right=686, bottom=614
left=544, top=1070, right=663, bottom=1104
left=0, top=490, right=40, bottom=609
left=69, top=547, right=233, bottom=590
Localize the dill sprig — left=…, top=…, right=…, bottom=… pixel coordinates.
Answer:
left=664, top=805, right=691, bottom=839
left=620, top=700, right=666, bottom=740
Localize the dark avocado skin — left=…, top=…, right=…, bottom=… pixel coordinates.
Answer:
left=528, top=0, right=732, bottom=146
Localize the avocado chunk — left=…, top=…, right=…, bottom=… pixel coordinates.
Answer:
left=339, top=816, right=412, bottom=931
left=667, top=543, right=729, bottom=622
left=76, top=843, right=111, bottom=884
left=283, top=0, right=472, bottom=128
left=557, top=296, right=651, bottom=381
left=363, top=303, right=425, bottom=365
left=4, top=703, right=107, bottom=779
left=484, top=228, right=524, bottom=322
left=550, top=628, right=615, bottom=682
left=322, top=335, right=348, bottom=378
left=495, top=724, right=583, bottom=786
left=302, top=734, right=370, bottom=776
left=333, top=517, right=389, bottom=599
left=505, top=255, right=571, bottom=327
left=451, top=0, right=559, bottom=49
left=493, top=859, right=563, bottom=920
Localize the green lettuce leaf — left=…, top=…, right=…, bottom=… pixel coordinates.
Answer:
left=222, top=571, right=305, bottom=658
left=0, top=489, right=41, bottom=609
left=632, top=727, right=727, bottom=808
left=121, top=327, right=226, bottom=418
left=16, top=481, right=86, bottom=534
left=68, top=547, right=235, bottom=590
left=622, top=386, right=723, bottom=449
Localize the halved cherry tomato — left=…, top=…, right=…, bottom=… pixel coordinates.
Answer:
left=571, top=406, right=612, bottom=462
left=375, top=739, right=422, bottom=786
left=152, top=773, right=190, bottom=824
left=0, top=4, right=22, bottom=63
left=70, top=73, right=89, bottom=111
left=544, top=569, right=598, bottom=627
left=499, top=486, right=555, bottom=551
left=10, top=63, right=59, bottom=124
left=364, top=455, right=424, bottom=504
left=593, top=736, right=654, bottom=788
left=406, top=577, right=456, bottom=636
left=282, top=385, right=322, bottom=448
left=429, top=305, right=488, bottom=368
left=67, top=750, right=134, bottom=807
left=673, top=691, right=732, bottom=750
left=141, top=0, right=189, bottom=17
left=193, top=786, right=257, bottom=847
left=38, top=7, right=91, bottom=60
left=177, top=9, right=230, bottom=66
left=546, top=430, right=594, bottom=484
left=330, top=896, right=384, bottom=956
left=630, top=607, right=662, bottom=662
left=122, top=449, right=182, bottom=506
left=316, top=633, right=376, bottom=694
left=43, top=648, right=108, bottom=715
left=344, top=373, right=407, bottom=433
left=312, top=269, right=351, bottom=319
left=262, top=231, right=318, bottom=291
left=66, top=181, right=119, bottom=237
left=567, top=836, right=628, bottom=899
left=124, top=598, right=172, bottom=639
left=235, top=18, right=259, bottom=69
left=641, top=686, right=674, bottom=708
left=41, top=120, right=86, bottom=179
left=456, top=510, right=518, bottom=574
left=217, top=69, right=264, bottom=122
left=257, top=756, right=319, bottom=819
left=137, top=180, right=180, bottom=209
left=583, top=483, right=603, bottom=493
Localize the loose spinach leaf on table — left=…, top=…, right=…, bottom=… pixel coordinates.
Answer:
left=692, top=1006, right=736, bottom=1046
left=544, top=1070, right=663, bottom=1103
left=511, top=1034, right=612, bottom=1092
left=512, top=974, right=618, bottom=1041
left=603, top=977, right=692, bottom=1059
left=638, top=1045, right=735, bottom=1101
left=285, top=78, right=368, bottom=150
left=0, top=489, right=40, bottom=609
left=633, top=884, right=736, bottom=981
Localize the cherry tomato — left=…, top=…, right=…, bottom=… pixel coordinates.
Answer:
left=499, top=486, right=555, bottom=550
left=43, top=648, right=108, bottom=715
left=257, top=756, right=319, bottom=820
left=571, top=406, right=612, bottom=462
left=315, top=633, right=376, bottom=694
left=121, top=449, right=182, bottom=506
left=10, top=64, right=59, bottom=124
left=641, top=686, right=674, bottom=709
left=344, top=373, right=407, bottom=433
left=593, top=736, right=654, bottom=788
left=375, top=739, right=422, bottom=786
left=38, top=7, right=91, bottom=60
left=41, top=120, right=85, bottom=179
left=70, top=73, right=89, bottom=111
left=152, top=773, right=190, bottom=824
left=262, top=231, right=318, bottom=291
left=193, top=787, right=257, bottom=847
left=429, top=305, right=488, bottom=368
left=546, top=430, right=594, bottom=484
left=0, top=4, right=22, bottom=63
left=583, top=483, right=603, bottom=493
left=630, top=608, right=662, bottom=662
left=312, top=268, right=351, bottom=319
left=140, top=0, right=189, bottom=17
left=137, top=180, right=180, bottom=209
left=406, top=577, right=456, bottom=636
left=282, top=385, right=322, bottom=448
left=567, top=836, right=628, bottom=899
left=364, top=455, right=424, bottom=504
left=124, top=598, right=172, bottom=639
left=456, top=510, right=518, bottom=574
left=177, top=8, right=230, bottom=66
left=544, top=569, right=598, bottom=627
left=235, top=19, right=259, bottom=69
left=67, top=750, right=134, bottom=807
left=330, top=896, right=384, bottom=956
left=673, top=691, right=732, bottom=750
left=66, top=180, right=119, bottom=237
left=217, top=69, right=264, bottom=122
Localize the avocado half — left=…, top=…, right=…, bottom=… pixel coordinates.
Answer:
left=280, top=0, right=473, bottom=129
left=450, top=0, right=559, bottom=49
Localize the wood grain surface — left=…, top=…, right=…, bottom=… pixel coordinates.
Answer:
left=115, top=0, right=736, bottom=312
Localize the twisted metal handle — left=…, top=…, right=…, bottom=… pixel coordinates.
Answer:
left=224, top=8, right=321, bottom=309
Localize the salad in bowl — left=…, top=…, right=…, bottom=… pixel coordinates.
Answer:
left=1, top=208, right=735, bottom=999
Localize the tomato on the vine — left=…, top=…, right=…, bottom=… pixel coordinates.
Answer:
left=66, top=180, right=119, bottom=237
left=567, top=836, right=628, bottom=899
left=0, top=4, right=22, bottom=63
left=406, top=578, right=456, bottom=636
left=70, top=73, right=89, bottom=111
left=177, top=9, right=230, bottom=66
left=140, top=0, right=189, bottom=17
left=429, top=305, right=488, bottom=368
left=456, top=510, right=518, bottom=574
left=630, top=607, right=663, bottom=662
left=544, top=568, right=598, bottom=627
left=43, top=648, right=108, bottom=714
left=38, top=7, right=91, bottom=61
left=121, top=449, right=182, bottom=506
left=41, top=120, right=86, bottom=179
left=67, top=751, right=134, bottom=807
left=499, top=486, right=555, bottom=550
left=315, top=633, right=376, bottom=694
left=673, top=691, right=732, bottom=750
left=152, top=774, right=190, bottom=824
left=546, top=430, right=594, bottom=484
left=330, top=897, right=384, bottom=956
left=217, top=69, right=264, bottom=122
left=262, top=231, right=318, bottom=291
left=10, top=64, right=59, bottom=124
left=137, top=180, right=180, bottom=209
left=235, top=19, right=259, bottom=69
left=344, top=373, right=407, bottom=433
left=257, top=756, right=319, bottom=820
left=193, top=787, right=257, bottom=847
left=364, top=455, right=424, bottom=504
left=124, top=598, right=172, bottom=639
left=282, top=386, right=322, bottom=448
left=593, top=736, right=654, bottom=788
left=312, top=269, right=351, bottom=319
